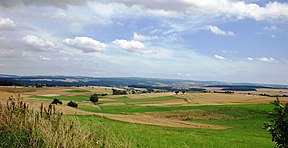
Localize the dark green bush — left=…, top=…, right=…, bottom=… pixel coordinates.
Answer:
left=67, top=101, right=78, bottom=108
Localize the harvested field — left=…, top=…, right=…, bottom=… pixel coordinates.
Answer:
left=255, top=88, right=288, bottom=96
left=2, top=86, right=113, bottom=97
left=95, top=113, right=228, bottom=130
left=178, top=93, right=278, bottom=106
left=126, top=92, right=175, bottom=99
left=145, top=109, right=235, bottom=120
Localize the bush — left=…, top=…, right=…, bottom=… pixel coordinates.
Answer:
left=90, top=94, right=99, bottom=103
left=51, top=98, right=62, bottom=105
left=263, top=97, right=288, bottom=147
left=67, top=101, right=78, bottom=108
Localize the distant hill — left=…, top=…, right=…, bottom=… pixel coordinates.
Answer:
left=0, top=74, right=287, bottom=91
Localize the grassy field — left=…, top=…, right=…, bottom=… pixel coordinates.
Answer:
left=75, top=104, right=274, bottom=147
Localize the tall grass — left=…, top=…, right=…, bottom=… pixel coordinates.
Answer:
left=0, top=96, right=100, bottom=147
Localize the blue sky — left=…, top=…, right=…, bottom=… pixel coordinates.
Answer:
left=0, top=0, right=287, bottom=84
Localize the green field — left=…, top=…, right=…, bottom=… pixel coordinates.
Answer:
left=75, top=104, right=274, bottom=147
left=114, top=96, right=180, bottom=103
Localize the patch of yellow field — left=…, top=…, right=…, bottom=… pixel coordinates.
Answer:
left=145, top=109, right=234, bottom=120
left=255, top=88, right=288, bottom=95
left=177, top=92, right=279, bottom=106
left=0, top=86, right=112, bottom=97
left=95, top=113, right=228, bottom=130
left=126, top=92, right=175, bottom=99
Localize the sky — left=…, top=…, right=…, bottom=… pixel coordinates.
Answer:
left=0, top=0, right=288, bottom=84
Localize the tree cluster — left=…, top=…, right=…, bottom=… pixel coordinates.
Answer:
left=112, top=89, right=127, bottom=95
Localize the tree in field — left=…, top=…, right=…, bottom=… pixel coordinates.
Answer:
left=182, top=91, right=186, bottom=94
left=175, top=91, right=179, bottom=95
left=90, top=94, right=99, bottom=103
left=263, top=97, right=288, bottom=148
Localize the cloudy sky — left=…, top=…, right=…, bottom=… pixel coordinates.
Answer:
left=0, top=0, right=288, bottom=84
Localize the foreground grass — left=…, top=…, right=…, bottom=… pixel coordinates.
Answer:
left=0, top=100, right=100, bottom=147
left=76, top=104, right=274, bottom=147
left=0, top=99, right=130, bottom=147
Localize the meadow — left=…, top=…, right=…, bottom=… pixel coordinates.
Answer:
left=0, top=86, right=286, bottom=147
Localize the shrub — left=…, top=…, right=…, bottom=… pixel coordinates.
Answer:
left=263, top=97, right=288, bottom=147
left=51, top=98, right=62, bottom=105
left=90, top=94, right=99, bottom=103
left=67, top=101, right=78, bottom=108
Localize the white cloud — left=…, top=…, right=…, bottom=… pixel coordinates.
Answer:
left=40, top=56, right=50, bottom=61
left=22, top=35, right=55, bottom=49
left=257, top=57, right=278, bottom=63
left=177, top=73, right=191, bottom=76
left=63, top=37, right=107, bottom=53
left=263, top=26, right=277, bottom=31
left=247, top=57, right=254, bottom=61
left=133, top=32, right=159, bottom=41
left=85, top=1, right=288, bottom=21
left=0, top=17, right=16, bottom=29
left=0, top=0, right=85, bottom=8
left=205, top=25, right=234, bottom=36
left=113, top=39, right=151, bottom=53
left=214, top=55, right=228, bottom=61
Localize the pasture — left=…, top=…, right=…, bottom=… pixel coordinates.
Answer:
left=0, top=86, right=287, bottom=147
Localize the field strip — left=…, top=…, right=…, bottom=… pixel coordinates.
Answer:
left=93, top=113, right=229, bottom=130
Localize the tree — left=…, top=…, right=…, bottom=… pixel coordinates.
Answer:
left=182, top=91, right=186, bottom=94
left=90, top=94, right=99, bottom=103
left=175, top=91, right=179, bottom=95
left=263, top=97, right=288, bottom=147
